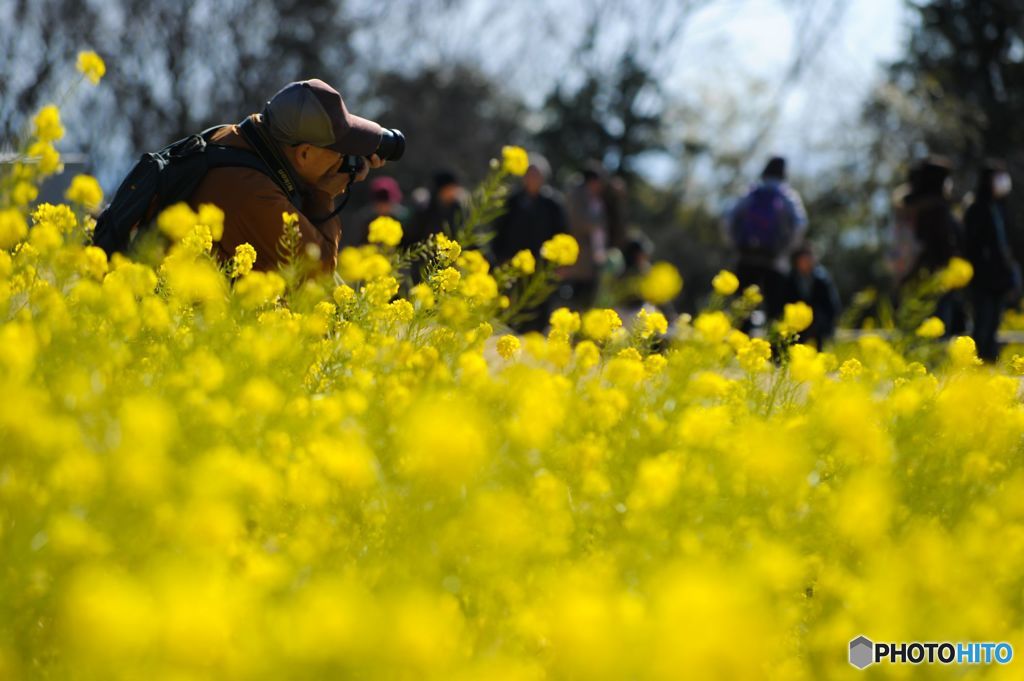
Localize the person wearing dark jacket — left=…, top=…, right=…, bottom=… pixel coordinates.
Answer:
left=903, top=156, right=966, bottom=334
left=492, top=156, right=567, bottom=263
left=905, top=157, right=964, bottom=276
left=782, top=244, right=841, bottom=348
left=491, top=156, right=568, bottom=331
left=965, top=160, right=1021, bottom=362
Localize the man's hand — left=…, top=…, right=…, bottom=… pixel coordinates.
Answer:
left=315, top=154, right=386, bottom=198
left=357, top=154, right=386, bottom=182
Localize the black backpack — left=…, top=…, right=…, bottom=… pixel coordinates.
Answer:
left=93, top=118, right=303, bottom=255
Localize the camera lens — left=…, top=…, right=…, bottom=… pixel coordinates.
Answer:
left=376, top=128, right=405, bottom=161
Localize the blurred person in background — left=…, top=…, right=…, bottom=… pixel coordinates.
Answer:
left=614, top=230, right=655, bottom=318
left=603, top=173, right=629, bottom=257
left=727, top=155, right=807, bottom=323
left=965, top=159, right=1021, bottom=362
left=902, top=156, right=966, bottom=334
left=403, top=169, right=466, bottom=246
left=782, top=243, right=841, bottom=348
left=887, top=181, right=919, bottom=283
left=491, top=154, right=568, bottom=331
left=341, top=176, right=409, bottom=248
left=491, top=155, right=567, bottom=263
left=563, top=161, right=611, bottom=310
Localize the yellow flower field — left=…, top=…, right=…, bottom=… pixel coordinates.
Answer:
left=3, top=61, right=1024, bottom=680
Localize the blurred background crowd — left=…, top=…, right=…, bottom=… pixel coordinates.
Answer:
left=3, top=0, right=1023, bottom=354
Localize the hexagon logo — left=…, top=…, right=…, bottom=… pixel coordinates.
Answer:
left=849, top=635, right=874, bottom=669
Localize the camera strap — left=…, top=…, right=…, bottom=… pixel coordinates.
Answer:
left=240, top=115, right=357, bottom=225
left=238, top=115, right=305, bottom=212
left=321, top=190, right=353, bottom=223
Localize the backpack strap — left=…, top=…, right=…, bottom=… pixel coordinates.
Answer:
left=205, top=145, right=281, bottom=175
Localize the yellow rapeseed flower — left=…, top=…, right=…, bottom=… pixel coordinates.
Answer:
left=397, top=397, right=489, bottom=487
left=367, top=216, right=403, bottom=247
left=788, top=344, right=827, bottom=382
left=157, top=203, right=199, bottom=242
left=839, top=358, right=864, bottom=380
left=938, top=257, right=973, bottom=291
left=0, top=209, right=29, bottom=249
left=163, top=257, right=227, bottom=307
left=1012, top=354, right=1024, bottom=375
left=737, top=337, right=772, bottom=372
left=410, top=283, right=435, bottom=309
left=639, top=262, right=683, bottom=304
left=33, top=105, right=64, bottom=143
left=457, top=250, right=490, bottom=274
left=364, top=276, right=400, bottom=307
left=76, top=50, right=107, bottom=85
left=81, top=246, right=108, bottom=281
left=461, top=272, right=498, bottom=302
left=540, top=234, right=579, bottom=266
left=387, top=299, right=414, bottom=323
left=231, top=243, right=258, bottom=277
left=333, top=283, right=356, bottom=306
left=581, top=309, right=622, bottom=342
left=65, top=174, right=104, bottom=212
left=27, top=141, right=62, bottom=176
left=511, top=249, right=536, bottom=275
left=694, top=311, right=731, bottom=343
left=711, top=269, right=739, bottom=296
left=742, top=284, right=763, bottom=306
left=33, top=203, right=78, bottom=234
left=915, top=316, right=945, bottom=339
left=12, top=181, right=38, bottom=207
left=496, top=335, right=520, bottom=360
left=338, top=246, right=391, bottom=282
left=435, top=233, right=462, bottom=264
left=432, top=267, right=461, bottom=293
left=948, top=335, right=982, bottom=368
left=198, top=203, right=225, bottom=241
left=635, top=309, right=668, bottom=339
left=574, top=340, right=601, bottom=370
left=234, top=271, right=285, bottom=309
left=501, top=146, right=529, bottom=176
left=780, top=302, right=813, bottom=335
left=549, top=307, right=581, bottom=339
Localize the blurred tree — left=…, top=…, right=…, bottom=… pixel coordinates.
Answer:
left=536, top=51, right=664, bottom=180
left=0, top=0, right=360, bottom=183
left=356, top=64, right=527, bottom=194
left=897, top=0, right=1024, bottom=158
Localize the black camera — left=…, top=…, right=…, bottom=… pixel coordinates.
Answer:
left=340, top=128, right=405, bottom=174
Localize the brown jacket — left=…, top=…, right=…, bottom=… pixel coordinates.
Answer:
left=189, top=116, right=342, bottom=273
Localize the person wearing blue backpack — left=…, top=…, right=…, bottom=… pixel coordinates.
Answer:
left=727, top=156, right=808, bottom=323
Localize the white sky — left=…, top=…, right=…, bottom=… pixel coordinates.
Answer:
left=654, top=0, right=909, bottom=180
left=429, top=0, right=909, bottom=182
left=726, top=0, right=906, bottom=153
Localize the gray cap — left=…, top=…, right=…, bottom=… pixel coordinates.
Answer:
left=263, top=79, right=383, bottom=156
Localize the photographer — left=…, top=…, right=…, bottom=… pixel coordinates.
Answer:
left=190, top=79, right=389, bottom=272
